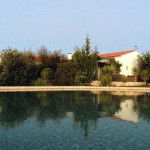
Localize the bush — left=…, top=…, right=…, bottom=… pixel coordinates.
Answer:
left=101, top=74, right=112, bottom=86
left=0, top=49, right=36, bottom=86
left=55, top=61, right=77, bottom=86
left=34, top=78, right=47, bottom=86
left=101, top=66, right=114, bottom=76
left=121, top=75, right=127, bottom=83
left=140, top=70, right=149, bottom=86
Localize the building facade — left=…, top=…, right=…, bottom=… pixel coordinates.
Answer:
left=99, top=50, right=140, bottom=77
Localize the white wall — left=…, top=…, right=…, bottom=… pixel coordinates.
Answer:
left=115, top=51, right=140, bottom=76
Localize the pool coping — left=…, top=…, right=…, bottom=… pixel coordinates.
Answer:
left=0, top=86, right=149, bottom=92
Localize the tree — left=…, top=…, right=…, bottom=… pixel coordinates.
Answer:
left=109, top=59, right=122, bottom=75
left=73, top=37, right=98, bottom=84
left=48, top=50, right=65, bottom=73
left=132, top=67, right=138, bottom=82
left=55, top=60, right=77, bottom=85
left=0, top=49, right=36, bottom=85
left=121, top=75, right=127, bottom=83
left=37, top=47, right=65, bottom=77
left=140, top=70, right=149, bottom=86
left=101, top=66, right=115, bottom=76
left=40, top=68, right=54, bottom=85
left=100, top=66, right=113, bottom=86
left=37, top=46, right=49, bottom=68
left=138, top=52, right=150, bottom=82
left=101, top=74, right=112, bottom=86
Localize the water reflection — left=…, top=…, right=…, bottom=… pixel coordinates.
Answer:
left=115, top=99, right=139, bottom=123
left=135, top=93, right=150, bottom=122
left=0, top=91, right=150, bottom=136
left=0, top=92, right=39, bottom=129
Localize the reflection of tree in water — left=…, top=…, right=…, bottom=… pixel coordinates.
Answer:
left=0, top=91, right=121, bottom=137
left=134, top=93, right=150, bottom=122
left=72, top=92, right=121, bottom=136
left=0, top=92, right=39, bottom=129
left=97, top=92, right=121, bottom=117
left=73, top=92, right=99, bottom=137
left=36, top=91, right=121, bottom=137
left=35, top=91, right=75, bottom=123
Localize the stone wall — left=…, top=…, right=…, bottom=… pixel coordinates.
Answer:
left=110, top=82, right=145, bottom=87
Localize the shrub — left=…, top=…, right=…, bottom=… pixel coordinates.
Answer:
left=55, top=61, right=77, bottom=86
left=101, top=66, right=114, bottom=76
left=140, top=70, right=149, bottom=86
left=34, top=78, right=47, bottom=86
left=41, top=68, right=53, bottom=80
left=121, top=75, right=127, bottom=83
left=101, top=74, right=112, bottom=86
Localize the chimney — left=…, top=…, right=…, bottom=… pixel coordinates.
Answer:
left=67, top=53, right=72, bottom=60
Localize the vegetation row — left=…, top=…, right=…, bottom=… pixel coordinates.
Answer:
left=0, top=37, right=150, bottom=86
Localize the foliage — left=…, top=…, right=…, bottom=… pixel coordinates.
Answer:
left=100, top=66, right=114, bottom=86
left=55, top=60, right=77, bottom=85
left=121, top=75, right=127, bottom=83
left=101, top=66, right=115, bottom=76
left=109, top=59, right=122, bottom=75
left=0, top=49, right=37, bottom=85
left=41, top=68, right=53, bottom=81
left=34, top=78, right=47, bottom=86
left=132, top=67, right=138, bottom=82
left=48, top=51, right=65, bottom=72
left=37, top=47, right=66, bottom=81
left=138, top=52, right=150, bottom=81
left=140, top=70, right=149, bottom=86
left=37, top=46, right=49, bottom=67
left=132, top=67, right=138, bottom=75
left=101, top=74, right=112, bottom=86
left=34, top=68, right=54, bottom=86
left=37, top=47, right=65, bottom=72
left=73, top=37, right=98, bottom=83
left=74, top=73, right=88, bottom=85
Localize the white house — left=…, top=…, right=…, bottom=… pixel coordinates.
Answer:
left=99, top=50, right=140, bottom=76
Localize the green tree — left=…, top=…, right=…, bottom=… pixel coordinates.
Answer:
left=140, top=70, right=149, bottom=86
left=101, top=74, right=112, bottom=86
left=34, top=68, right=54, bottom=86
left=48, top=50, right=65, bottom=73
left=37, top=47, right=65, bottom=77
left=101, top=65, right=115, bottom=76
left=41, top=68, right=53, bottom=81
left=73, top=37, right=98, bottom=84
left=132, top=67, right=138, bottom=82
left=121, top=75, right=127, bottom=83
left=55, top=60, right=77, bottom=85
left=138, top=52, right=150, bottom=81
left=0, top=49, right=36, bottom=85
left=37, top=46, right=49, bottom=68
left=100, top=66, right=114, bottom=86
left=109, top=59, right=122, bottom=75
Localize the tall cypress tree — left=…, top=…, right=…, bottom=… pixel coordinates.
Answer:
left=73, top=36, right=98, bottom=84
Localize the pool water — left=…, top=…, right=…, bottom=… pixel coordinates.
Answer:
left=0, top=91, right=150, bottom=150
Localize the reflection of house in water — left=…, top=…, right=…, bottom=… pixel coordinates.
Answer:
left=110, top=91, right=145, bottom=96
left=114, top=99, right=139, bottom=123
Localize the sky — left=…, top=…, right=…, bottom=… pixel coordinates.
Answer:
left=0, top=0, right=150, bottom=54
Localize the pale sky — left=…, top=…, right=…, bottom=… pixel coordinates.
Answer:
left=0, top=0, right=150, bottom=54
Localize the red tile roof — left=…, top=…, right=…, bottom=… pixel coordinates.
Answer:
left=100, top=50, right=136, bottom=58
left=32, top=56, right=40, bottom=61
